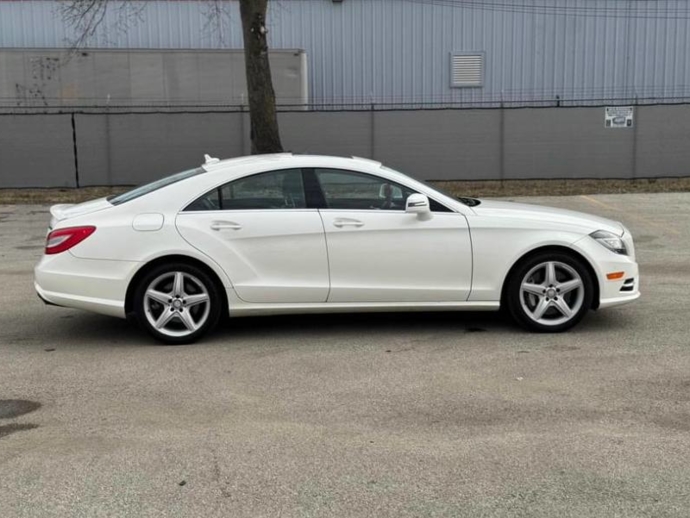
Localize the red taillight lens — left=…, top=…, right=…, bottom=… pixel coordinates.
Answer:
left=45, top=226, right=96, bottom=255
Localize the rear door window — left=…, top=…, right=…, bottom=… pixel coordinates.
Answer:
left=185, top=169, right=306, bottom=211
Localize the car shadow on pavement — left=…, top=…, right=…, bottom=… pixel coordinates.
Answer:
left=34, top=312, right=146, bottom=348
left=39, top=310, right=514, bottom=348
left=220, top=310, right=515, bottom=338
left=40, top=307, right=635, bottom=348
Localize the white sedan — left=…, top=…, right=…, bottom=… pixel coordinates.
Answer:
left=35, top=154, right=639, bottom=344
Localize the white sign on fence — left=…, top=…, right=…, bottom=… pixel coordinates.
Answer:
left=605, top=106, right=634, bottom=129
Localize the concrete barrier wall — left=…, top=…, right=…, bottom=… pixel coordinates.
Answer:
left=1, top=49, right=308, bottom=108
left=1, top=105, right=688, bottom=188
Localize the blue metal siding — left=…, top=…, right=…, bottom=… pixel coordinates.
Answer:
left=1, top=0, right=689, bottom=106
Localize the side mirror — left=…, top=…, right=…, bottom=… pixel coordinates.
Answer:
left=405, top=194, right=431, bottom=217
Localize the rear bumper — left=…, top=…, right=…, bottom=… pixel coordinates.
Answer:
left=34, top=252, right=140, bottom=319
left=35, top=282, right=126, bottom=318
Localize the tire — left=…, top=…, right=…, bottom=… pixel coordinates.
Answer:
left=133, top=262, right=223, bottom=345
left=505, top=251, right=594, bottom=333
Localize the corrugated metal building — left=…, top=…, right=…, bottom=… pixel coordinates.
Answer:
left=1, top=0, right=690, bottom=108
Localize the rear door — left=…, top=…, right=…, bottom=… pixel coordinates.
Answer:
left=176, top=169, right=329, bottom=303
left=314, top=169, right=473, bottom=303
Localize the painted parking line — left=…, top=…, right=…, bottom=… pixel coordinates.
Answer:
left=580, top=195, right=680, bottom=236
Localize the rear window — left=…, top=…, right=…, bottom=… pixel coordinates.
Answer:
left=108, top=168, right=204, bottom=206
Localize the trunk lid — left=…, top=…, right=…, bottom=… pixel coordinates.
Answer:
left=49, top=197, right=113, bottom=229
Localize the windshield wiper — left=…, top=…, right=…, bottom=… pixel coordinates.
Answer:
left=457, top=196, right=481, bottom=207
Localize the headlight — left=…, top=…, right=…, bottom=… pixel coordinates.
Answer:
left=590, top=230, right=628, bottom=255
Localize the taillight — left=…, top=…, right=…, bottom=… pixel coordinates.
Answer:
left=45, top=226, right=96, bottom=255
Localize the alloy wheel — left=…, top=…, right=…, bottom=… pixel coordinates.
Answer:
left=143, top=271, right=211, bottom=338
left=519, top=260, right=585, bottom=327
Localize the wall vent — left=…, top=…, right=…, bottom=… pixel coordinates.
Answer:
left=450, top=52, right=484, bottom=88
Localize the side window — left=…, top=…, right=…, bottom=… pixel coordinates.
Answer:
left=429, top=199, right=453, bottom=213
left=185, top=169, right=306, bottom=211
left=315, top=169, right=415, bottom=211
left=186, top=188, right=221, bottom=211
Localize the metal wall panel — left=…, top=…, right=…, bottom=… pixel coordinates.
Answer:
left=373, top=110, right=502, bottom=181
left=75, top=112, right=245, bottom=186
left=4, top=106, right=686, bottom=188
left=1, top=0, right=689, bottom=106
left=503, top=108, right=634, bottom=179
left=635, top=105, right=690, bottom=178
left=278, top=112, right=373, bottom=158
left=0, top=113, right=75, bottom=187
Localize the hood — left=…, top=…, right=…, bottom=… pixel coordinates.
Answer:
left=49, top=197, right=113, bottom=228
left=472, top=199, right=624, bottom=235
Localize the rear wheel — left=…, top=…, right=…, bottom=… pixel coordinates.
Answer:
left=133, top=263, right=222, bottom=344
left=505, top=252, right=594, bottom=332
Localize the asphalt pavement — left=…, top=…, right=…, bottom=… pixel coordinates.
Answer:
left=0, top=193, right=689, bottom=517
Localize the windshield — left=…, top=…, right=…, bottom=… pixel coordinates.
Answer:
left=380, top=166, right=480, bottom=207
left=423, top=181, right=481, bottom=207
left=108, top=168, right=204, bottom=206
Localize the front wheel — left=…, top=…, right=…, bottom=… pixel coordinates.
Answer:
left=133, top=263, right=223, bottom=344
left=505, top=252, right=594, bottom=333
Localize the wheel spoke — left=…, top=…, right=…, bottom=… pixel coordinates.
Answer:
left=522, top=282, right=544, bottom=296
left=146, top=289, right=170, bottom=305
left=553, top=297, right=574, bottom=318
left=178, top=309, right=198, bottom=331
left=545, top=262, right=557, bottom=286
left=532, top=298, right=550, bottom=320
left=172, top=272, right=185, bottom=297
left=155, top=309, right=176, bottom=329
left=185, top=293, right=209, bottom=307
left=558, top=279, right=582, bottom=295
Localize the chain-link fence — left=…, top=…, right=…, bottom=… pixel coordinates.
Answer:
left=1, top=103, right=689, bottom=188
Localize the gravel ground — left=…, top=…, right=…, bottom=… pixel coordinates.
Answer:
left=0, top=193, right=689, bottom=517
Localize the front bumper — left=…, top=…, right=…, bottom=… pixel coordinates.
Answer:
left=571, top=235, right=640, bottom=310
left=598, top=289, right=641, bottom=309
left=34, top=252, right=140, bottom=319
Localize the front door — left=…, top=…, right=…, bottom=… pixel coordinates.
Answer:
left=314, top=169, right=472, bottom=303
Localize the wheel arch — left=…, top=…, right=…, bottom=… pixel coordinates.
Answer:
left=499, top=245, right=601, bottom=310
left=125, top=254, right=229, bottom=316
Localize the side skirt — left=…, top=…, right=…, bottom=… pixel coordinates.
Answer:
left=227, top=301, right=500, bottom=318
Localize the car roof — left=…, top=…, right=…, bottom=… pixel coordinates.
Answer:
left=201, top=153, right=383, bottom=174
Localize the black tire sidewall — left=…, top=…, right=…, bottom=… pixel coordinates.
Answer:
left=133, top=262, right=223, bottom=345
left=506, top=251, right=594, bottom=333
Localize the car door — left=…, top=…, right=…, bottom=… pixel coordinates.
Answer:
left=314, top=168, right=472, bottom=303
left=176, top=169, right=329, bottom=303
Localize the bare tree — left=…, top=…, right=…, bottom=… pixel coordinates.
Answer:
left=58, top=1, right=145, bottom=50
left=239, top=0, right=283, bottom=154
left=58, top=0, right=283, bottom=154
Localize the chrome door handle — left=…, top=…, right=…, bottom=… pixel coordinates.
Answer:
left=210, top=221, right=242, bottom=231
left=333, top=219, right=364, bottom=228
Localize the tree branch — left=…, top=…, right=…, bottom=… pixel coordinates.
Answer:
left=57, top=0, right=145, bottom=49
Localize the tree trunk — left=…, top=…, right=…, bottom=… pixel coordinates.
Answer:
left=239, top=0, right=283, bottom=154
